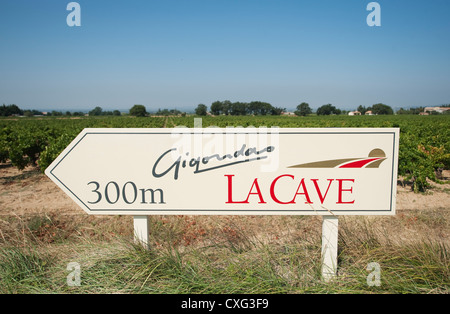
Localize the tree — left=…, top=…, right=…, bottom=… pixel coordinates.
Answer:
left=230, top=102, right=247, bottom=116
left=156, top=108, right=169, bottom=116
left=357, top=105, right=367, bottom=115
left=208, top=100, right=284, bottom=116
left=170, top=109, right=182, bottom=116
left=316, top=104, right=339, bottom=116
left=370, top=103, right=393, bottom=115
left=0, top=104, right=23, bottom=116
left=210, top=101, right=223, bottom=115
left=222, top=100, right=232, bottom=115
left=248, top=101, right=272, bottom=115
left=270, top=106, right=285, bottom=115
left=294, top=102, right=312, bottom=116
left=129, top=105, right=147, bottom=117
left=51, top=111, right=63, bottom=116
left=410, top=107, right=425, bottom=115
left=89, top=106, right=103, bottom=116
left=195, top=104, right=208, bottom=116
left=24, top=110, right=34, bottom=117
left=31, top=110, right=43, bottom=116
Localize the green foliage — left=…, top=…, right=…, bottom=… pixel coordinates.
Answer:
left=210, top=101, right=223, bottom=115
left=0, top=116, right=167, bottom=172
left=1, top=126, right=48, bottom=170
left=1, top=216, right=448, bottom=294
left=0, top=104, right=23, bottom=116
left=208, top=100, right=285, bottom=116
left=397, top=107, right=425, bottom=115
left=39, top=133, right=77, bottom=172
left=155, top=108, right=182, bottom=116
left=316, top=104, right=341, bottom=115
left=129, top=105, right=147, bottom=117
left=89, top=106, right=103, bottom=116
left=357, top=105, right=367, bottom=115
left=195, top=104, right=208, bottom=116
left=0, top=115, right=448, bottom=192
left=171, top=115, right=449, bottom=193
left=397, top=118, right=449, bottom=191
left=0, top=246, right=53, bottom=293
left=370, top=103, right=394, bottom=115
left=295, top=102, right=312, bottom=116
left=247, top=101, right=274, bottom=115
left=0, top=135, right=9, bottom=163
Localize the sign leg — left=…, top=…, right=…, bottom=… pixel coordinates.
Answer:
left=133, top=216, right=149, bottom=249
left=321, top=215, right=339, bottom=281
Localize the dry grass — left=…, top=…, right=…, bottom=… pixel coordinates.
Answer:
left=0, top=210, right=448, bottom=294
left=0, top=165, right=449, bottom=294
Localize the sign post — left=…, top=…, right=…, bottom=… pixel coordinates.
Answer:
left=133, top=216, right=149, bottom=248
left=45, top=127, right=399, bottom=281
left=321, top=216, right=339, bottom=281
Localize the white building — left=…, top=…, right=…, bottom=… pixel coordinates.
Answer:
left=424, top=107, right=450, bottom=114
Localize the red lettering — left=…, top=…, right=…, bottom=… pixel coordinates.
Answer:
left=337, top=179, right=355, bottom=204
left=245, top=178, right=266, bottom=204
left=226, top=175, right=356, bottom=206
left=291, top=178, right=313, bottom=204
left=225, top=175, right=248, bottom=204
left=225, top=175, right=266, bottom=204
left=311, top=179, right=334, bottom=204
left=270, top=175, right=295, bottom=204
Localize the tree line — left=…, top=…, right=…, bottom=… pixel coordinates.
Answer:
left=0, top=104, right=43, bottom=117
left=355, top=104, right=393, bottom=115
left=294, top=102, right=396, bottom=116
left=201, top=101, right=285, bottom=116
left=0, top=104, right=123, bottom=117
left=3, top=102, right=447, bottom=118
left=128, top=105, right=186, bottom=117
left=196, top=101, right=399, bottom=117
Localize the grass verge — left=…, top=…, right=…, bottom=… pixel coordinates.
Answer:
left=0, top=214, right=448, bottom=294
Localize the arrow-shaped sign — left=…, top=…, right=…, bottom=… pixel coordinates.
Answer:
left=45, top=128, right=399, bottom=216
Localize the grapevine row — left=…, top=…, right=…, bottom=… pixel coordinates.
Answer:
left=1, top=115, right=448, bottom=192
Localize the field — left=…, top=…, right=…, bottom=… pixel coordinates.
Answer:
left=0, top=115, right=449, bottom=294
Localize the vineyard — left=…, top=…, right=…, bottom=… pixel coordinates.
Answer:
left=0, top=114, right=449, bottom=294
left=0, top=115, right=449, bottom=192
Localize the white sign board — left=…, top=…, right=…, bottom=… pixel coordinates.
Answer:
left=45, top=128, right=399, bottom=216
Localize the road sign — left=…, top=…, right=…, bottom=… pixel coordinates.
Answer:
left=45, top=127, right=400, bottom=280
left=45, top=128, right=399, bottom=216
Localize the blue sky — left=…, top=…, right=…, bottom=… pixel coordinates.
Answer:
left=0, top=0, right=449, bottom=112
